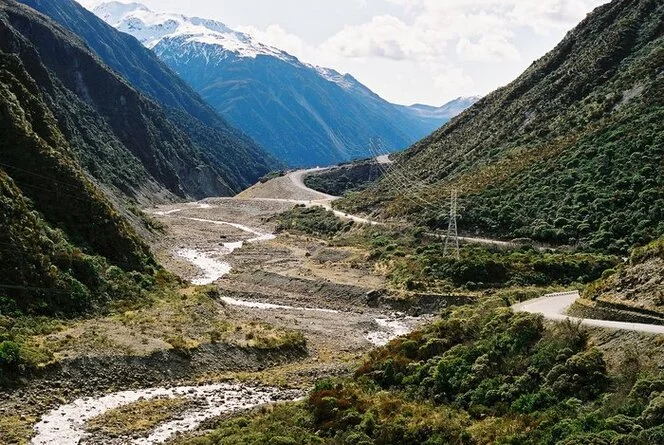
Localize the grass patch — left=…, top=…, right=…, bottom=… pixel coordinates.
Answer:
left=274, top=206, right=354, bottom=238
left=87, top=396, right=192, bottom=438
left=1, top=284, right=304, bottom=386
left=0, top=413, right=36, bottom=445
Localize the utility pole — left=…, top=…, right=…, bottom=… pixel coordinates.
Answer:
left=443, top=189, right=460, bottom=260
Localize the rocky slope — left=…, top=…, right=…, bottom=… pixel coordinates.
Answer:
left=92, top=1, right=476, bottom=167
left=341, top=0, right=664, bottom=254
left=18, top=0, right=278, bottom=196
left=576, top=237, right=664, bottom=323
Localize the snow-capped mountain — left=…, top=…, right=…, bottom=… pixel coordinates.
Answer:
left=94, top=1, right=293, bottom=61
left=92, top=1, right=477, bottom=167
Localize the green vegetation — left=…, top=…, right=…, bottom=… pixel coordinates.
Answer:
left=363, top=229, right=619, bottom=291
left=259, top=170, right=286, bottom=183
left=0, top=48, right=157, bottom=317
left=280, top=212, right=619, bottom=292
left=339, top=0, right=664, bottom=254
left=0, top=171, right=156, bottom=317
left=275, top=206, right=354, bottom=237
left=304, top=162, right=385, bottom=196
left=182, top=404, right=323, bottom=445
left=87, top=397, right=192, bottom=438
left=183, top=302, right=664, bottom=445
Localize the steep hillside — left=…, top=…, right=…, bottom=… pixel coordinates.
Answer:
left=92, top=2, right=475, bottom=167
left=576, top=237, right=664, bottom=322
left=0, top=48, right=154, bottom=315
left=18, top=0, right=277, bottom=193
left=341, top=0, right=664, bottom=254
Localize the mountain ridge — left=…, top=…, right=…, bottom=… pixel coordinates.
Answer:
left=93, top=1, right=477, bottom=167
left=339, top=0, right=664, bottom=254
left=19, top=0, right=279, bottom=196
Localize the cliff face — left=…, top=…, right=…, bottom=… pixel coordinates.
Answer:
left=578, top=238, right=664, bottom=323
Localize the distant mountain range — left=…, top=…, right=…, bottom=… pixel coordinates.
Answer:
left=91, top=1, right=478, bottom=167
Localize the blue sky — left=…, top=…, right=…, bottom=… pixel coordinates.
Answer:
left=80, top=0, right=610, bottom=105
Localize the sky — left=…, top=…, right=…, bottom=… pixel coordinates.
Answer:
left=79, top=0, right=610, bottom=106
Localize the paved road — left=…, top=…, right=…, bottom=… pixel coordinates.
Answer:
left=513, top=291, right=664, bottom=334
left=376, top=154, right=393, bottom=165
left=243, top=159, right=537, bottom=243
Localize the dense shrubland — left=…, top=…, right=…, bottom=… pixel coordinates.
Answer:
left=338, top=0, right=664, bottom=255
left=369, top=234, right=619, bottom=292
left=275, top=207, right=619, bottom=292
left=181, top=301, right=664, bottom=444
left=274, top=206, right=355, bottom=238
left=304, top=161, right=385, bottom=196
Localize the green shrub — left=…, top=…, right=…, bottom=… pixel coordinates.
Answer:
left=0, top=341, right=20, bottom=369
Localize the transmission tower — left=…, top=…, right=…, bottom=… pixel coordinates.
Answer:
left=443, top=189, right=460, bottom=260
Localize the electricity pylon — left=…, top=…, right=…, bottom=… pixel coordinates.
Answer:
left=443, top=189, right=460, bottom=260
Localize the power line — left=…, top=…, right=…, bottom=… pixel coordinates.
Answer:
left=366, top=139, right=439, bottom=210
left=443, top=189, right=460, bottom=259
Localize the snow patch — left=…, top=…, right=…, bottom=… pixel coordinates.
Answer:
left=93, top=2, right=293, bottom=61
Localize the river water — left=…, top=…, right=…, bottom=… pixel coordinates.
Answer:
left=30, top=203, right=421, bottom=443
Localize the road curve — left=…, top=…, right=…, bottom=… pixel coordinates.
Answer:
left=513, top=291, right=664, bottom=334
left=287, top=167, right=337, bottom=201
left=376, top=154, right=393, bottom=165
left=245, top=160, right=538, bottom=243
left=284, top=163, right=530, bottom=238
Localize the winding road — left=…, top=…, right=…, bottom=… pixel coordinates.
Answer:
left=271, top=161, right=538, bottom=244
left=513, top=291, right=664, bottom=334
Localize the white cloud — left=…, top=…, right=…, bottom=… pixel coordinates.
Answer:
left=457, top=35, right=520, bottom=62
left=321, top=15, right=434, bottom=61
left=319, top=0, right=608, bottom=65
left=235, top=24, right=312, bottom=60
left=433, top=67, right=476, bottom=99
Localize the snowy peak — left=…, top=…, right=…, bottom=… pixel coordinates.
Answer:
left=405, top=97, right=481, bottom=120
left=93, top=1, right=292, bottom=60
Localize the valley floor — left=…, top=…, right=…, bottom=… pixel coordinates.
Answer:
left=1, top=175, right=432, bottom=444
left=4, top=168, right=662, bottom=444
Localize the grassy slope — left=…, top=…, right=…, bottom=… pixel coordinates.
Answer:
left=340, top=0, right=664, bottom=254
